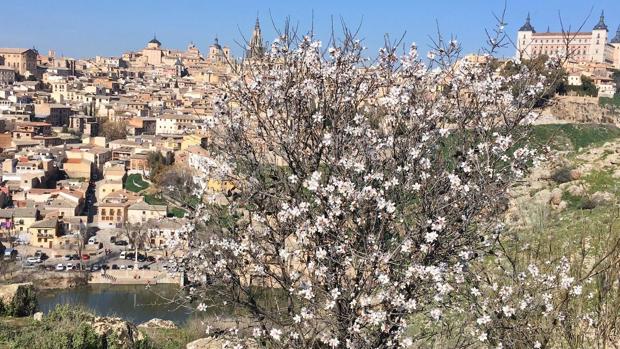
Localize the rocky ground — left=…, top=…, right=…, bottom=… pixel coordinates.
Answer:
left=507, top=135, right=620, bottom=230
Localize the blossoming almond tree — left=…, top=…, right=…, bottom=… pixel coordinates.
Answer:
left=183, top=23, right=565, bottom=348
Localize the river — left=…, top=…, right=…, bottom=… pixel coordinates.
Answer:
left=37, top=284, right=201, bottom=325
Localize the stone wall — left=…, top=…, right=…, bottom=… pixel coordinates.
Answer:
left=541, top=96, right=620, bottom=124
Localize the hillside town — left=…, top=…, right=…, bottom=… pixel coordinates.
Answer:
left=2, top=8, right=620, bottom=348
left=0, top=13, right=619, bottom=285
left=0, top=19, right=267, bottom=285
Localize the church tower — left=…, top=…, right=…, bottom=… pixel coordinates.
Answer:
left=246, top=17, right=265, bottom=59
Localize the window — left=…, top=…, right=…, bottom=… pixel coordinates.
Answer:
left=101, top=209, right=106, bottom=215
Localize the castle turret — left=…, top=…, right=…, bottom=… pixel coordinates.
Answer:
left=589, top=11, right=608, bottom=63
left=611, top=25, right=620, bottom=69
left=611, top=25, right=620, bottom=44
left=516, top=13, right=535, bottom=59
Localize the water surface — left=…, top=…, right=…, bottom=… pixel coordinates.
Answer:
left=37, top=284, right=199, bottom=324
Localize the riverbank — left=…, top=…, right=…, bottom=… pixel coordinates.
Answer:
left=1, top=269, right=88, bottom=290
left=89, top=269, right=183, bottom=286
left=1, top=266, right=182, bottom=291
left=0, top=305, right=207, bottom=349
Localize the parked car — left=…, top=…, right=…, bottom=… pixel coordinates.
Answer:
left=82, top=254, right=90, bottom=261
left=146, top=256, right=156, bottom=263
left=64, top=254, right=72, bottom=261
left=101, top=264, right=109, bottom=270
left=109, top=236, right=117, bottom=243
left=114, top=240, right=128, bottom=246
left=34, top=250, right=47, bottom=260
left=119, top=265, right=126, bottom=270
left=119, top=251, right=127, bottom=259
left=127, top=265, right=134, bottom=270
left=66, top=263, right=74, bottom=271
left=55, top=264, right=65, bottom=271
left=71, top=254, right=79, bottom=260
left=3, top=248, right=17, bottom=260
left=90, top=264, right=100, bottom=272
left=26, top=256, right=41, bottom=264
left=88, top=237, right=98, bottom=244
left=137, top=254, right=146, bottom=262
left=111, top=264, right=119, bottom=270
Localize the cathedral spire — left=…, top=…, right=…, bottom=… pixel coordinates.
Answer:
left=247, top=16, right=265, bottom=59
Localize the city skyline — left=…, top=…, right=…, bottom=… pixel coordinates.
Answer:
left=1, top=0, right=619, bottom=59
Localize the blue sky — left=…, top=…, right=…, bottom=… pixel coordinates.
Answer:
left=0, top=0, right=619, bottom=59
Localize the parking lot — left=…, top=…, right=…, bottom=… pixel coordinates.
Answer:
left=14, top=228, right=185, bottom=277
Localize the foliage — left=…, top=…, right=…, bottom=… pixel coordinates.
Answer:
left=143, top=194, right=166, bottom=205
left=182, top=23, right=565, bottom=348
left=599, top=94, right=620, bottom=108
left=100, top=120, right=128, bottom=141
left=125, top=174, right=150, bottom=193
left=612, top=69, right=620, bottom=94
left=147, top=152, right=170, bottom=182
left=530, top=123, right=620, bottom=151
left=550, top=165, right=574, bottom=184
left=7, top=305, right=105, bottom=349
left=0, top=305, right=159, bottom=349
left=169, top=207, right=186, bottom=218
left=0, top=284, right=37, bottom=317
left=496, top=54, right=567, bottom=106
left=566, top=76, right=598, bottom=97
left=157, top=167, right=198, bottom=209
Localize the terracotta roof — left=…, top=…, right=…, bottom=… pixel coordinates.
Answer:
left=0, top=48, right=33, bottom=54
left=16, top=121, right=52, bottom=127
left=532, top=32, right=591, bottom=37
left=30, top=218, right=57, bottom=229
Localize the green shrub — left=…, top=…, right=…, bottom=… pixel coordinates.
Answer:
left=0, top=284, right=38, bottom=317
left=551, top=166, right=574, bottom=184
left=599, top=94, right=620, bottom=107
left=8, top=284, right=37, bottom=317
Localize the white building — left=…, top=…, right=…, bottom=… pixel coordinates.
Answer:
left=516, top=12, right=620, bottom=69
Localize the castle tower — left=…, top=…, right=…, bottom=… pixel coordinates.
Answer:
left=611, top=25, right=620, bottom=69
left=516, top=13, right=535, bottom=59
left=589, top=11, right=608, bottom=63
left=246, top=17, right=265, bottom=59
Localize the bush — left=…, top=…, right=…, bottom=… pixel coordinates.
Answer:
left=0, top=284, right=37, bottom=317
left=6, top=305, right=153, bottom=349
left=599, top=94, right=620, bottom=107
left=551, top=166, right=574, bottom=184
